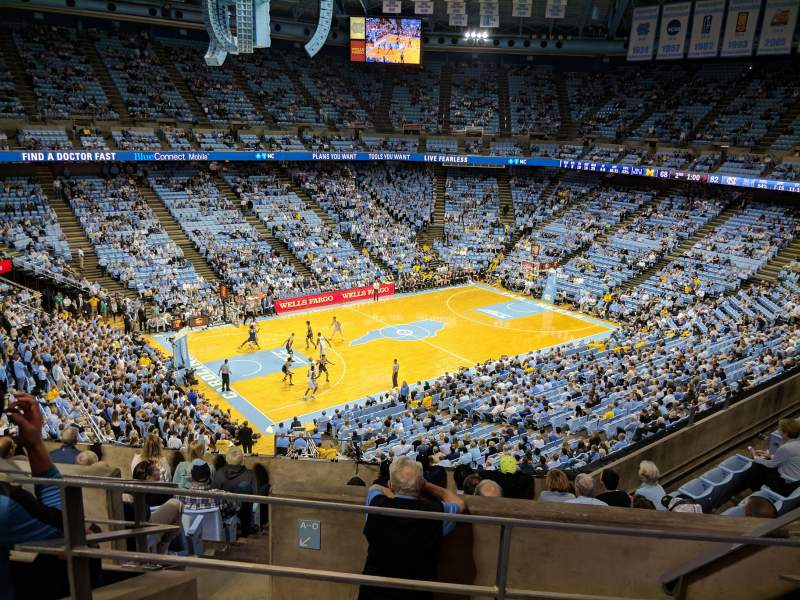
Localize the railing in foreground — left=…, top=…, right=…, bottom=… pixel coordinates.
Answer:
left=8, top=473, right=800, bottom=600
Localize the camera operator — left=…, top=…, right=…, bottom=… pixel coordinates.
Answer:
left=0, top=393, right=65, bottom=598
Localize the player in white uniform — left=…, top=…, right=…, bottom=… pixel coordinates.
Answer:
left=303, top=361, right=318, bottom=400
left=316, top=332, right=329, bottom=357
left=330, top=316, right=344, bottom=341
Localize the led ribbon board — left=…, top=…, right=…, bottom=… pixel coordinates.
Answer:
left=0, top=151, right=797, bottom=195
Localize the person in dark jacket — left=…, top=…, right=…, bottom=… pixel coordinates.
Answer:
left=596, top=468, right=632, bottom=507
left=212, top=446, right=260, bottom=535
left=359, top=456, right=465, bottom=600
left=237, top=422, right=254, bottom=455
left=48, top=426, right=80, bottom=464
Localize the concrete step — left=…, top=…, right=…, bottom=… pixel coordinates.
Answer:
left=33, top=166, right=138, bottom=299
left=618, top=202, right=740, bottom=293
left=135, top=177, right=222, bottom=284
left=211, top=171, right=313, bottom=278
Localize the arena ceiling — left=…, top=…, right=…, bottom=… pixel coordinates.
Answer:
left=9, top=0, right=632, bottom=41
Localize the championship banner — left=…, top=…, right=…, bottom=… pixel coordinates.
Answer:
left=657, top=2, right=691, bottom=59
left=757, top=0, right=799, bottom=55
left=449, top=12, right=468, bottom=25
left=545, top=0, right=568, bottom=19
left=274, top=283, right=396, bottom=314
left=688, top=0, right=725, bottom=58
left=447, top=0, right=466, bottom=14
left=383, top=0, right=402, bottom=14
left=480, top=0, right=499, bottom=15
left=721, top=0, right=761, bottom=56
left=415, top=1, right=435, bottom=15
left=480, top=14, right=500, bottom=27
left=512, top=0, right=533, bottom=17
left=627, top=5, right=660, bottom=59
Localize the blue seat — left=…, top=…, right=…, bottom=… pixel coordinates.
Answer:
left=699, top=467, right=735, bottom=510
left=719, top=454, right=753, bottom=494
left=677, top=478, right=715, bottom=512
left=760, top=485, right=800, bottom=516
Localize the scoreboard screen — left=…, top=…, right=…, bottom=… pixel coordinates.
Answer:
left=350, top=17, right=422, bottom=64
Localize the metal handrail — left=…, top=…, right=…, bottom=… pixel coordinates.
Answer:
left=7, top=472, right=800, bottom=600
left=19, top=298, right=110, bottom=444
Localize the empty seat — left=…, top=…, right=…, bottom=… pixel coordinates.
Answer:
left=719, top=454, right=753, bottom=495
left=699, top=467, right=735, bottom=510
left=677, top=478, right=715, bottom=512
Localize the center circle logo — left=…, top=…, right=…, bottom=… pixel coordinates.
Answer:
left=667, top=19, right=681, bottom=35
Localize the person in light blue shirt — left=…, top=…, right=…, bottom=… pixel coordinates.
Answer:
left=539, top=469, right=576, bottom=503
left=564, top=474, right=608, bottom=506
left=634, top=460, right=667, bottom=510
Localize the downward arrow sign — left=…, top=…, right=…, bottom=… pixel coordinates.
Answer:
left=299, top=537, right=312, bottom=547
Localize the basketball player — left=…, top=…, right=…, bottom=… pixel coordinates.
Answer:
left=303, top=361, right=318, bottom=400
left=316, top=332, right=328, bottom=357
left=281, top=357, right=294, bottom=385
left=330, top=316, right=344, bottom=341
left=305, top=320, right=316, bottom=350
left=318, top=354, right=335, bottom=383
left=238, top=323, right=260, bottom=350
left=284, top=332, right=295, bottom=357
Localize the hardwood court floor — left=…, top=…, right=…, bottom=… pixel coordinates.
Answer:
left=156, top=284, right=615, bottom=442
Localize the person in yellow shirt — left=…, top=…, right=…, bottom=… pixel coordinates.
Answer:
left=88, top=296, right=100, bottom=314
left=603, top=292, right=612, bottom=303
left=422, top=394, right=433, bottom=410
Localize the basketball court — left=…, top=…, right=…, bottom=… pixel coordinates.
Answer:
left=148, top=284, right=615, bottom=447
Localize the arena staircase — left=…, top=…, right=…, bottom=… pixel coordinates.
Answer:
left=543, top=189, right=660, bottom=273
left=282, top=57, right=322, bottom=120
left=79, top=38, right=131, bottom=123
left=749, top=233, right=800, bottom=284
left=369, top=70, right=395, bottom=133
left=617, top=202, right=740, bottom=293
left=210, top=171, right=313, bottom=279
left=230, top=59, right=268, bottom=124
left=689, top=69, right=755, bottom=142
left=438, top=63, right=453, bottom=134
left=554, top=70, right=577, bottom=140
left=135, top=177, right=222, bottom=284
left=497, top=64, right=511, bottom=135
left=153, top=44, right=210, bottom=128
left=416, top=165, right=446, bottom=248
left=33, top=165, right=137, bottom=300
left=0, top=35, right=37, bottom=118
left=754, top=98, right=800, bottom=152
left=274, top=165, right=396, bottom=277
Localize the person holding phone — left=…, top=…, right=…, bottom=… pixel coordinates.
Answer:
left=0, top=393, right=65, bottom=598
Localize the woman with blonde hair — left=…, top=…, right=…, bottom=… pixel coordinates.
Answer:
left=173, top=440, right=215, bottom=489
left=131, top=433, right=172, bottom=482
left=634, top=460, right=666, bottom=510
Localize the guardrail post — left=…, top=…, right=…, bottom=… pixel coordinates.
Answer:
left=62, top=485, right=93, bottom=600
left=494, top=524, right=513, bottom=600
left=133, top=492, right=149, bottom=553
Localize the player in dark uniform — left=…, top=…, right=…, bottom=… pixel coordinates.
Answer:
left=305, top=320, right=316, bottom=350
left=238, top=323, right=260, bottom=350
left=284, top=332, right=295, bottom=357
left=281, top=356, right=294, bottom=385
left=318, top=354, right=335, bottom=383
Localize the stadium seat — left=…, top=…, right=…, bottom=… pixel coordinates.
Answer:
left=677, top=478, right=715, bottom=512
